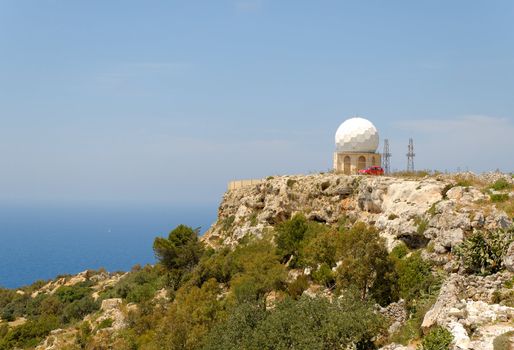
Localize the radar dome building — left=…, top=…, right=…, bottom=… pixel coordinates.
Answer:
left=333, top=117, right=381, bottom=174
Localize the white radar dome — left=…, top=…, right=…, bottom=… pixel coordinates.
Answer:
left=335, top=117, right=379, bottom=153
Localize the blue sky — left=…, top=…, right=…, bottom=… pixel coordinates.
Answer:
left=0, top=1, right=513, bottom=206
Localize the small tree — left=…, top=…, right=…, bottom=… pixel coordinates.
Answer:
left=275, top=214, right=309, bottom=266
left=335, top=222, right=397, bottom=304
left=153, top=225, right=204, bottom=289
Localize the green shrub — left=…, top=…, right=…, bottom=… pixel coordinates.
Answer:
left=97, top=318, right=113, bottom=330
left=76, top=322, right=92, bottom=348
left=55, top=284, right=91, bottom=303
left=153, top=278, right=224, bottom=350
left=61, top=296, right=99, bottom=324
left=229, top=239, right=287, bottom=303
left=395, top=252, right=436, bottom=304
left=187, top=247, right=234, bottom=286
left=490, top=193, right=509, bottom=202
left=300, top=229, right=339, bottom=267
left=101, top=264, right=165, bottom=303
left=287, top=275, right=309, bottom=299
left=203, top=292, right=385, bottom=350
left=0, top=315, right=60, bottom=350
left=418, top=326, right=453, bottom=350
left=311, top=263, right=336, bottom=288
left=390, top=243, right=409, bottom=260
left=489, top=179, right=512, bottom=191
left=455, top=229, right=514, bottom=275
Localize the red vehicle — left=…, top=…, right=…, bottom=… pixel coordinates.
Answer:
left=358, top=166, right=384, bottom=175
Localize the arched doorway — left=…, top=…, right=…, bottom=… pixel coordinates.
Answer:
left=371, top=156, right=376, bottom=166
left=343, top=156, right=351, bottom=174
left=357, top=156, right=366, bottom=171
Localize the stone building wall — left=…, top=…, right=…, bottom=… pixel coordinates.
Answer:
left=333, top=152, right=382, bottom=174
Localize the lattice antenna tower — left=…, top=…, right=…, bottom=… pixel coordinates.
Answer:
left=382, top=139, right=391, bottom=174
left=407, top=138, right=415, bottom=172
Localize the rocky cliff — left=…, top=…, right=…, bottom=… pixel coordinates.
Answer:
left=202, top=172, right=514, bottom=349
left=2, top=172, right=513, bottom=350
left=204, top=172, right=511, bottom=254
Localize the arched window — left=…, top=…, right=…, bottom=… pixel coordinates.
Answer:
left=344, top=156, right=351, bottom=174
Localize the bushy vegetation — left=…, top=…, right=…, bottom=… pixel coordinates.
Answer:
left=0, top=216, right=444, bottom=349
left=418, top=326, right=453, bottom=350
left=153, top=225, right=204, bottom=290
left=203, top=292, right=384, bottom=350
left=455, top=228, right=514, bottom=275
left=0, top=281, right=100, bottom=349
left=101, top=264, right=166, bottom=303
left=489, top=178, right=512, bottom=191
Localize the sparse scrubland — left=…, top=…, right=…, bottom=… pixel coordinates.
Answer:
left=1, top=171, right=513, bottom=349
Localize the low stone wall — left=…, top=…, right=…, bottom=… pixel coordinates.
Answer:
left=227, top=179, right=264, bottom=191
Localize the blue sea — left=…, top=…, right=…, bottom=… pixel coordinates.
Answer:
left=0, top=203, right=217, bottom=289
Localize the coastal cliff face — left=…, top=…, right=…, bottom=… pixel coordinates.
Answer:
left=201, top=172, right=514, bottom=349
left=2, top=172, right=514, bottom=350
left=204, top=173, right=511, bottom=254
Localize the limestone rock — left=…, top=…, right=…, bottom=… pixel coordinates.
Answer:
left=422, top=274, right=462, bottom=331
left=378, top=299, right=407, bottom=335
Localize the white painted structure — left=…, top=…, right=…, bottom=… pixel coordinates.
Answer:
left=333, top=117, right=381, bottom=174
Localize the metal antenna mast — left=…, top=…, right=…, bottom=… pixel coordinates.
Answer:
left=382, top=139, right=391, bottom=174
left=407, top=138, right=415, bottom=172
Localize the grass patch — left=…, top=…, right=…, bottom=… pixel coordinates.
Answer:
left=414, top=217, right=429, bottom=235
left=427, top=202, right=438, bottom=217
left=388, top=213, right=399, bottom=220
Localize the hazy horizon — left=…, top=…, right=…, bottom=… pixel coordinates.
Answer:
left=1, top=1, right=513, bottom=207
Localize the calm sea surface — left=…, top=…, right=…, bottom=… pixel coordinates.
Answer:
left=0, top=203, right=217, bottom=289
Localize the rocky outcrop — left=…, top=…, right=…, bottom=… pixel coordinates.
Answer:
left=421, top=271, right=514, bottom=350
left=31, top=270, right=125, bottom=298
left=203, top=173, right=512, bottom=252
left=35, top=328, right=78, bottom=350
left=95, top=298, right=128, bottom=331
